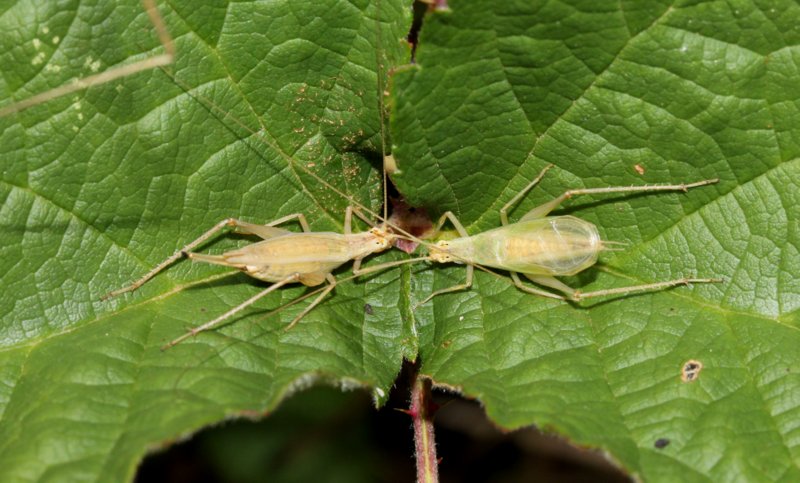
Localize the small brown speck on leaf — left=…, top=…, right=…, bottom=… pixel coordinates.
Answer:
left=681, top=360, right=703, bottom=382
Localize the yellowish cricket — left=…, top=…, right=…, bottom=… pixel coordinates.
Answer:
left=103, top=207, right=418, bottom=350
left=416, top=164, right=721, bottom=306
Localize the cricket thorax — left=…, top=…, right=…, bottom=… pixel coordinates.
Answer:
left=428, top=241, right=451, bottom=263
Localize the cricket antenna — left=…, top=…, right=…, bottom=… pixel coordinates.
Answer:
left=375, top=0, right=389, bottom=224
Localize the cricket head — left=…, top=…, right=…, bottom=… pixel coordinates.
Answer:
left=368, top=226, right=394, bottom=252
left=428, top=240, right=457, bottom=263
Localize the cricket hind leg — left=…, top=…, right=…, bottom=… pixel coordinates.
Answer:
left=499, top=164, right=555, bottom=225
left=570, top=277, right=722, bottom=301
left=162, top=272, right=302, bottom=350
left=520, top=178, right=719, bottom=221
left=512, top=273, right=568, bottom=300
left=103, top=215, right=308, bottom=299
left=520, top=272, right=720, bottom=301
left=283, top=274, right=337, bottom=331
left=104, top=218, right=242, bottom=299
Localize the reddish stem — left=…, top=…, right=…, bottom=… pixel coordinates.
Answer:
left=410, top=375, right=439, bottom=483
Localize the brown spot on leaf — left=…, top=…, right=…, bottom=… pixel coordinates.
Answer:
left=388, top=196, right=433, bottom=254
left=681, top=360, right=703, bottom=382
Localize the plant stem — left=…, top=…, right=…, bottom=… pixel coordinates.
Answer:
left=410, top=374, right=439, bottom=483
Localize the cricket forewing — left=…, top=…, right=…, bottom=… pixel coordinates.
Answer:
left=431, top=216, right=601, bottom=276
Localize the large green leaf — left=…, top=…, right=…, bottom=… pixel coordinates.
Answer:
left=1, top=0, right=798, bottom=482
left=0, top=0, right=411, bottom=481
left=392, top=1, right=800, bottom=481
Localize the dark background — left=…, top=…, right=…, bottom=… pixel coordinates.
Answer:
left=137, top=364, right=631, bottom=483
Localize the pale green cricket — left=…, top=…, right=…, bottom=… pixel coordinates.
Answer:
left=416, top=164, right=721, bottom=306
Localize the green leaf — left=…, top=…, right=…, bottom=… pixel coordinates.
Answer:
left=1, top=0, right=798, bottom=482
left=392, top=0, right=800, bottom=481
left=1, top=0, right=411, bottom=481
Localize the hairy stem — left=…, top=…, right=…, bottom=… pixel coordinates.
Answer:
left=410, top=374, right=439, bottom=483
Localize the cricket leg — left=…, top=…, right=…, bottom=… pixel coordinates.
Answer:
left=572, top=277, right=722, bottom=301
left=348, top=206, right=383, bottom=232
left=230, top=213, right=311, bottom=239
left=499, top=164, right=554, bottom=225
left=521, top=179, right=719, bottom=221
left=521, top=273, right=721, bottom=301
left=284, top=274, right=337, bottom=331
left=431, top=211, right=470, bottom=238
left=511, top=273, right=567, bottom=300
left=414, top=263, right=474, bottom=309
left=344, top=205, right=383, bottom=235
left=414, top=211, right=474, bottom=307
left=104, top=216, right=302, bottom=299
left=104, top=218, right=241, bottom=299
left=344, top=206, right=355, bottom=234
left=162, top=273, right=301, bottom=349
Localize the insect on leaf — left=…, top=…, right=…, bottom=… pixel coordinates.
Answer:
left=0, top=1, right=412, bottom=481
left=392, top=1, right=800, bottom=481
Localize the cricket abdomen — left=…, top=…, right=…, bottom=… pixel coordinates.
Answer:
left=222, top=232, right=356, bottom=285
left=205, top=229, right=390, bottom=286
